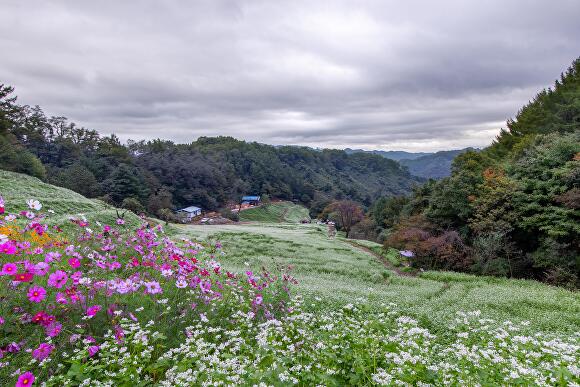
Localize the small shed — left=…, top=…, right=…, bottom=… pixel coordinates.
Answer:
left=241, top=195, right=261, bottom=206
left=176, top=206, right=202, bottom=222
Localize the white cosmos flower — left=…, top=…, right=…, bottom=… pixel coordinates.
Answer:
left=26, top=199, right=42, bottom=211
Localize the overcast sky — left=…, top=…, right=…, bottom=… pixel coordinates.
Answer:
left=2, top=1, right=579, bottom=151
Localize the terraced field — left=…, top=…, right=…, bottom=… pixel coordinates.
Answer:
left=238, top=201, right=310, bottom=222
left=175, top=221, right=580, bottom=334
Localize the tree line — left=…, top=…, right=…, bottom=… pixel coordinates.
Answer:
left=0, top=84, right=419, bottom=219
left=365, top=58, right=579, bottom=288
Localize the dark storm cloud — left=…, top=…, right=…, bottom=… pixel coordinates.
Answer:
left=1, top=0, right=579, bottom=151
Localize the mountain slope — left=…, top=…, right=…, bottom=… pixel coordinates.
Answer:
left=0, top=169, right=142, bottom=230
left=399, top=148, right=473, bottom=179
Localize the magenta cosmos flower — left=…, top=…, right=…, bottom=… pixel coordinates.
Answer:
left=47, top=270, right=68, bottom=288
left=88, top=345, right=100, bottom=357
left=27, top=286, right=46, bottom=303
left=0, top=242, right=17, bottom=255
left=32, top=342, right=55, bottom=361
left=45, top=322, right=62, bottom=337
left=86, top=305, right=102, bottom=317
left=16, top=371, right=35, bottom=387
left=1, top=262, right=17, bottom=276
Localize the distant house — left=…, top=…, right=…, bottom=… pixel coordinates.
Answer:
left=175, top=206, right=202, bottom=222
left=241, top=195, right=261, bottom=206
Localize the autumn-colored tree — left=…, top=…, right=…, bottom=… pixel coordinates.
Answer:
left=324, top=200, right=364, bottom=238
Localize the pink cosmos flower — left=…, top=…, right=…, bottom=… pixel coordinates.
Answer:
left=68, top=257, right=81, bottom=268
left=88, top=345, right=100, bottom=357
left=86, top=305, right=102, bottom=317
left=0, top=242, right=16, bottom=255
left=47, top=270, right=68, bottom=288
left=44, top=251, right=61, bottom=263
left=45, top=322, right=62, bottom=337
left=27, top=286, right=47, bottom=303
left=175, top=279, right=188, bottom=288
left=0, top=195, right=4, bottom=214
left=116, top=218, right=125, bottom=225
left=32, top=342, right=54, bottom=361
left=33, top=262, right=50, bottom=276
left=16, top=371, right=35, bottom=387
left=55, top=292, right=68, bottom=304
left=1, top=262, right=17, bottom=275
left=0, top=316, right=4, bottom=324
left=144, top=281, right=162, bottom=295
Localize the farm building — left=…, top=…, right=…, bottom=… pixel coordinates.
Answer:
left=175, top=206, right=202, bottom=222
left=241, top=195, right=261, bottom=206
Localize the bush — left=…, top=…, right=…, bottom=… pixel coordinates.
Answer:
left=121, top=197, right=145, bottom=214
left=158, top=207, right=179, bottom=224
left=220, top=208, right=239, bottom=222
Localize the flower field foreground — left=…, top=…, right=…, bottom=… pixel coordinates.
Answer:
left=0, top=197, right=579, bottom=386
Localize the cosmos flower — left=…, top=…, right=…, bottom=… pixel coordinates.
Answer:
left=44, top=251, right=61, bottom=263
left=16, top=371, right=35, bottom=387
left=26, top=199, right=42, bottom=211
left=0, top=242, right=16, bottom=255
left=1, top=262, right=18, bottom=276
left=32, top=342, right=55, bottom=361
left=27, top=285, right=47, bottom=303
left=47, top=270, right=68, bottom=288
left=33, top=262, right=50, bottom=276
left=88, top=345, right=100, bottom=357
left=68, top=257, right=81, bottom=268
left=45, top=322, right=62, bottom=337
left=86, top=305, right=102, bottom=317
left=144, top=281, right=162, bottom=295
left=13, top=272, right=34, bottom=282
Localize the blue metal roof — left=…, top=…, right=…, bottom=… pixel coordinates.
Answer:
left=177, top=206, right=202, bottom=213
left=242, top=196, right=260, bottom=201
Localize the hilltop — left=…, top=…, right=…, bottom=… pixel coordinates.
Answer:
left=0, top=85, right=421, bottom=216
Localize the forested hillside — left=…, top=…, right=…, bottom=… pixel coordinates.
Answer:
left=0, top=85, right=419, bottom=216
left=373, top=58, right=580, bottom=288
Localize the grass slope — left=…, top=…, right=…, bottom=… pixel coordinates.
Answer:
left=176, top=223, right=580, bottom=335
left=239, top=202, right=310, bottom=223
left=0, top=170, right=142, bottom=230
left=2, top=169, right=579, bottom=335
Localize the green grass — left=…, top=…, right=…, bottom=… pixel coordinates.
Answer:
left=175, top=223, right=580, bottom=335
left=239, top=202, right=310, bottom=223
left=346, top=239, right=404, bottom=266
left=0, top=170, right=142, bottom=231
left=3, top=169, right=579, bottom=335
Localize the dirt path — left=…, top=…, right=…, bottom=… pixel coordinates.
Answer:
left=345, top=240, right=415, bottom=277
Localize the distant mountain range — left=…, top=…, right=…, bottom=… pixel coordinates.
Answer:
left=344, top=149, right=433, bottom=161
left=345, top=148, right=474, bottom=179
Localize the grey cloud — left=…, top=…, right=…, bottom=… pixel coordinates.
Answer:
left=1, top=0, right=579, bottom=152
